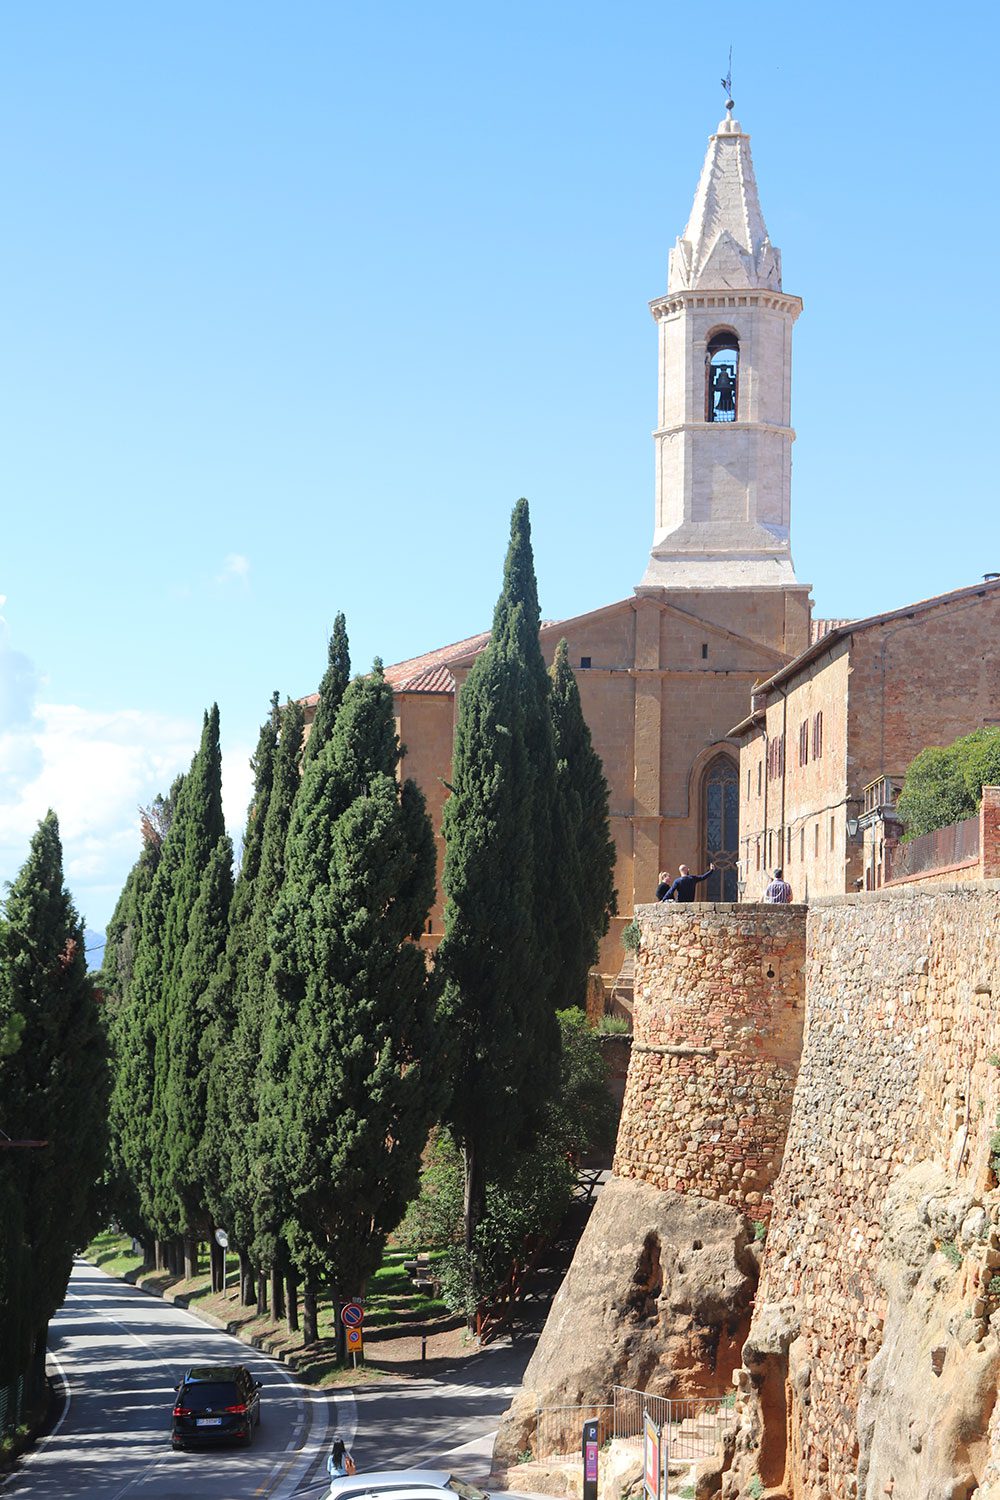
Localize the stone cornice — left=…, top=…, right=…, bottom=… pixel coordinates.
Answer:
left=653, top=420, right=796, bottom=440
left=649, top=288, right=803, bottom=321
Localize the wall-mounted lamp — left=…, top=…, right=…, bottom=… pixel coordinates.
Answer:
left=846, top=816, right=861, bottom=838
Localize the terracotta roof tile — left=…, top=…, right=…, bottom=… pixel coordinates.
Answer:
left=383, top=630, right=491, bottom=693
left=302, top=617, right=567, bottom=703
left=810, top=616, right=854, bottom=644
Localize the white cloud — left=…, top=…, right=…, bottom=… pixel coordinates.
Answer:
left=216, top=552, right=251, bottom=586
left=0, top=701, right=199, bottom=915
left=0, top=598, right=256, bottom=932
left=0, top=694, right=256, bottom=933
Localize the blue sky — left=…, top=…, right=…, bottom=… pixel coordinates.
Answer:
left=1, top=1, right=997, bottom=936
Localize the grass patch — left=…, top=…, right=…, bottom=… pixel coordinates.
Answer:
left=82, top=1230, right=451, bottom=1383
left=83, top=1230, right=146, bottom=1280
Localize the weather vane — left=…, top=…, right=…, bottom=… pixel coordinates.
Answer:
left=721, top=48, right=734, bottom=112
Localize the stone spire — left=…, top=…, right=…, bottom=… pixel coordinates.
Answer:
left=667, top=109, right=782, bottom=294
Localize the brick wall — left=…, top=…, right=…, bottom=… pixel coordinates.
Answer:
left=749, top=883, right=1000, bottom=1498
left=984, top=787, right=1000, bottom=878
left=613, top=902, right=806, bottom=1216
left=737, top=585, right=1000, bottom=906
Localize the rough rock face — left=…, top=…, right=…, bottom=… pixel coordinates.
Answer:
left=723, top=1163, right=1000, bottom=1500
left=492, top=1175, right=757, bottom=1473
left=856, top=1164, right=1000, bottom=1500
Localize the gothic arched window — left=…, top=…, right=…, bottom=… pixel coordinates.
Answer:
left=703, top=753, right=739, bottom=900
left=706, top=332, right=739, bottom=423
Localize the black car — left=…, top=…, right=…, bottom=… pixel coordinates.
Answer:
left=171, top=1364, right=262, bottom=1449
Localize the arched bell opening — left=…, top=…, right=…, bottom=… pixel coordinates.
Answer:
left=705, top=330, right=739, bottom=423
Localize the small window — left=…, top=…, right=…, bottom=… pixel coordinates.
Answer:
left=757, top=761, right=762, bottom=796
left=800, top=827, right=805, bottom=861
left=755, top=838, right=761, bottom=871
left=746, top=768, right=750, bottom=799
left=798, top=720, right=809, bottom=767
left=786, top=828, right=792, bottom=862
left=812, top=711, right=824, bottom=759
left=580, top=656, right=592, bottom=669
left=701, top=643, right=709, bottom=659
left=829, top=814, right=835, bottom=850
left=814, top=823, right=819, bottom=857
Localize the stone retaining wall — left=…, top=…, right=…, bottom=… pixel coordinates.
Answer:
left=746, top=883, right=1000, bottom=1498
left=614, top=902, right=806, bottom=1217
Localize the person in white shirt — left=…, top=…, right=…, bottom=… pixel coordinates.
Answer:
left=763, top=868, right=793, bottom=903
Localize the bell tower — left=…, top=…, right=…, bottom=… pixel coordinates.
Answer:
left=638, top=105, right=804, bottom=592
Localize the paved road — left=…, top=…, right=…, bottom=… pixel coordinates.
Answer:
left=2, top=1261, right=536, bottom=1500
left=2, top=1259, right=329, bottom=1500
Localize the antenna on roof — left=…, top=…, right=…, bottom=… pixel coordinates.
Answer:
left=720, top=47, right=734, bottom=114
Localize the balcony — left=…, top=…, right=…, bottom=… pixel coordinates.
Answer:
left=862, top=775, right=904, bottom=819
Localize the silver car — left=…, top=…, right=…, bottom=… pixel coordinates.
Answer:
left=326, top=1470, right=489, bottom=1500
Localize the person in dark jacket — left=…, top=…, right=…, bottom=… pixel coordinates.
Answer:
left=663, top=863, right=715, bottom=903
left=655, top=870, right=673, bottom=901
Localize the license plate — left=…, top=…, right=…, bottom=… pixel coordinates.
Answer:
left=196, top=1417, right=223, bottom=1427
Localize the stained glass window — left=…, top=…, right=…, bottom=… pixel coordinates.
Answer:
left=704, top=754, right=739, bottom=901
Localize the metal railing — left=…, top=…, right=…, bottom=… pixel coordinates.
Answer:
left=534, top=1403, right=612, bottom=1460
left=612, top=1386, right=730, bottom=1460
left=531, top=1387, right=731, bottom=1464
left=886, top=813, right=980, bottom=882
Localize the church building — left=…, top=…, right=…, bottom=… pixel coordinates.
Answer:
left=307, top=105, right=823, bottom=981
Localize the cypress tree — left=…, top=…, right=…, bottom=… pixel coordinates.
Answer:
left=103, top=792, right=176, bottom=1240
left=201, top=696, right=280, bottom=1270
left=111, top=776, right=187, bottom=1243
left=437, top=498, right=561, bottom=1257
left=149, top=706, right=226, bottom=1255
left=258, top=665, right=440, bottom=1341
left=302, top=612, right=350, bottom=764
left=548, top=639, right=618, bottom=1008
left=0, top=973, right=29, bottom=1382
left=0, top=812, right=108, bottom=1359
left=101, top=792, right=175, bottom=1005
left=0, top=1173, right=31, bottom=1382
left=245, top=699, right=304, bottom=1291
left=162, top=832, right=233, bottom=1261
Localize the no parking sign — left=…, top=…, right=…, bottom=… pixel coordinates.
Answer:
left=345, top=1325, right=363, bottom=1352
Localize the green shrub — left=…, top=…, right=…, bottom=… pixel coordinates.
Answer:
left=596, top=1013, right=631, bottom=1035
left=897, top=728, right=1000, bottom=840
left=940, top=1239, right=962, bottom=1267
left=621, top=919, right=641, bottom=952
left=748, top=1477, right=764, bottom=1499
left=753, top=1220, right=768, bottom=1244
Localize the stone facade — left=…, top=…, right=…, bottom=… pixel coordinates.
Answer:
left=614, top=901, right=805, bottom=1216
left=733, top=579, right=1000, bottom=903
